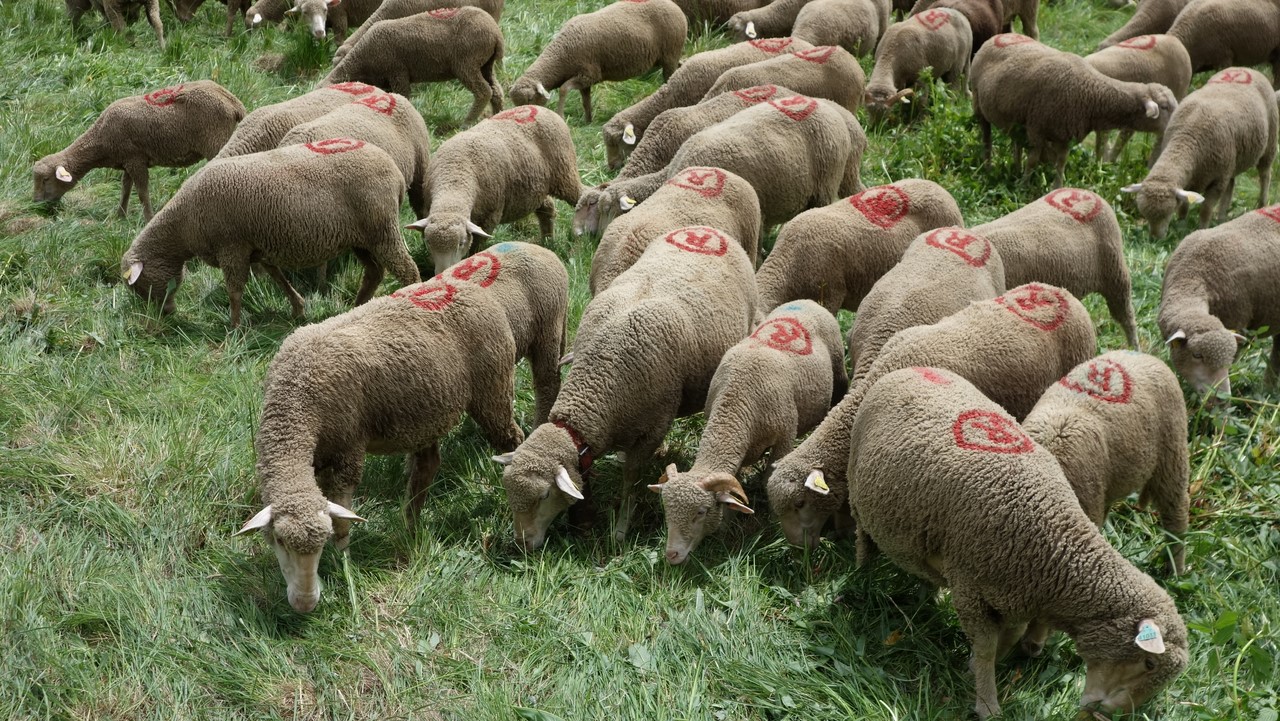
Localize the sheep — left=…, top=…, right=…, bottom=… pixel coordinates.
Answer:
left=728, top=0, right=818, bottom=40
left=1157, top=206, right=1280, bottom=396
left=175, top=0, right=248, bottom=36
left=575, top=94, right=867, bottom=237
left=601, top=37, right=815, bottom=170
left=278, top=90, right=432, bottom=217
left=216, top=82, right=381, bottom=159
left=493, top=226, right=758, bottom=550
left=119, top=139, right=419, bottom=327
left=1084, top=34, right=1193, bottom=163
left=863, top=7, right=972, bottom=117
left=333, top=0, right=505, bottom=65
left=590, top=166, right=763, bottom=294
left=847, top=226, right=1006, bottom=382
left=906, top=0, right=1002, bottom=56
left=243, top=0, right=288, bottom=28
left=1098, top=0, right=1191, bottom=50
left=33, top=81, right=246, bottom=221
left=971, top=188, right=1140, bottom=348
left=970, top=34, right=1180, bottom=187
left=65, top=0, right=164, bottom=47
left=755, top=179, right=964, bottom=313
left=282, top=0, right=381, bottom=42
left=321, top=7, right=505, bottom=125
left=405, top=106, right=583, bottom=275
left=791, top=0, right=892, bottom=56
left=670, top=0, right=771, bottom=25
left=508, top=0, right=688, bottom=124
left=650, top=300, right=846, bottom=564
left=912, top=0, right=1036, bottom=38
left=1167, top=0, right=1280, bottom=78
left=847, top=366, right=1188, bottom=719
left=701, top=45, right=867, bottom=112
left=1121, top=67, right=1278, bottom=239
left=235, top=279, right=524, bottom=612
left=768, top=283, right=1097, bottom=547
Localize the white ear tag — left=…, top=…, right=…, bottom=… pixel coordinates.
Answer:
left=745, top=20, right=757, bottom=38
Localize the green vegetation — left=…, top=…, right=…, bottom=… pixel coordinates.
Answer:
left=1, top=0, right=1276, bottom=718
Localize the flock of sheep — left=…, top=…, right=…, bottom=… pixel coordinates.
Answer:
left=36, top=0, right=1280, bottom=716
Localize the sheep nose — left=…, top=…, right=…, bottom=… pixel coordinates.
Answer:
left=665, top=549, right=684, bottom=564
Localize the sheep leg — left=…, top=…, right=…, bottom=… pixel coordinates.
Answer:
left=223, top=0, right=237, bottom=36
left=102, top=0, right=127, bottom=32
left=144, top=0, right=164, bottom=48
left=1147, top=130, right=1165, bottom=167
left=555, top=85, right=569, bottom=117
left=468, top=364, right=524, bottom=452
left=578, top=84, right=593, bottom=124
left=117, top=171, right=133, bottom=217
left=1093, top=131, right=1108, bottom=161
left=1219, top=177, right=1235, bottom=221
left=1106, top=130, right=1133, bottom=163
left=351, top=249, right=387, bottom=305
left=456, top=65, right=494, bottom=126
left=527, top=326, right=561, bottom=426
left=1018, top=619, right=1050, bottom=657
left=261, top=263, right=306, bottom=319
left=365, top=229, right=422, bottom=291
left=979, top=116, right=993, bottom=165
left=405, top=443, right=440, bottom=526
left=322, top=453, right=365, bottom=550
left=953, top=590, right=1003, bottom=719
left=1257, top=155, right=1273, bottom=208
left=535, top=197, right=555, bottom=240
left=1105, top=280, right=1140, bottom=349
left=124, top=160, right=153, bottom=220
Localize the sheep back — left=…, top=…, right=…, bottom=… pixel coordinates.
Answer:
left=792, top=0, right=893, bottom=56
left=910, top=0, right=1001, bottom=54
left=216, top=82, right=381, bottom=159
left=865, top=8, right=973, bottom=110
left=1167, top=0, right=1280, bottom=74
left=334, top=0, right=505, bottom=64
left=1085, top=34, right=1193, bottom=100
left=1098, top=0, right=1191, bottom=49
left=702, top=45, right=867, bottom=111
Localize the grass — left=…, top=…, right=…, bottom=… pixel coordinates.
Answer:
left=1, top=0, right=1277, bottom=719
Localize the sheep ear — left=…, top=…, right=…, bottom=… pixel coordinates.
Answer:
left=648, top=465, right=676, bottom=493
left=252, top=12, right=263, bottom=24
left=536, top=82, right=552, bottom=100
left=896, top=88, right=914, bottom=103
left=744, top=20, right=757, bottom=38
left=1134, top=619, right=1166, bottom=654
left=1144, top=99, right=1160, bottom=119
left=1164, top=329, right=1186, bottom=346
left=555, top=465, right=584, bottom=500
left=327, top=0, right=340, bottom=6
left=492, top=452, right=515, bottom=465
left=699, top=473, right=752, bottom=514
left=622, top=123, right=636, bottom=145
left=125, top=261, right=143, bottom=286
left=619, top=196, right=636, bottom=211
left=285, top=5, right=298, bottom=13
left=804, top=469, right=830, bottom=496
left=465, top=220, right=492, bottom=238
left=327, top=501, right=365, bottom=522
left=1175, top=189, right=1205, bottom=205
left=1232, top=332, right=1247, bottom=345
left=1120, top=183, right=1143, bottom=193
left=235, top=505, right=273, bottom=535
left=404, top=217, right=429, bottom=233
left=55, top=165, right=73, bottom=183
left=717, top=492, right=755, bottom=515
left=557, top=351, right=574, bottom=366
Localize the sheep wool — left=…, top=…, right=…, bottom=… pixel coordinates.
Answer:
left=701, top=45, right=868, bottom=112
left=1168, top=0, right=1280, bottom=77
left=767, top=283, right=1097, bottom=547
left=792, top=0, right=892, bottom=56
left=1084, top=34, right=1193, bottom=163
left=755, top=179, right=964, bottom=313
left=863, top=8, right=972, bottom=117
left=848, top=367, right=1187, bottom=718
left=238, top=279, right=523, bottom=612
left=120, top=139, right=419, bottom=327
left=971, top=188, right=1140, bottom=347
left=33, top=80, right=246, bottom=220
left=216, top=82, right=382, bottom=159
left=651, top=300, right=846, bottom=564
left=334, top=0, right=505, bottom=64
left=1097, top=0, right=1191, bottom=49
left=496, top=227, right=758, bottom=551
left=1157, top=205, right=1280, bottom=395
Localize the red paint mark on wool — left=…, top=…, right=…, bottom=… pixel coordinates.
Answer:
left=492, top=106, right=539, bottom=124
left=357, top=93, right=396, bottom=115
left=1117, top=35, right=1157, bottom=50
left=953, top=410, right=1034, bottom=454
left=144, top=85, right=183, bottom=107
left=911, top=367, right=952, bottom=385
left=733, top=85, right=779, bottom=104
left=849, top=185, right=910, bottom=229
left=992, top=33, right=1034, bottom=48
left=749, top=38, right=793, bottom=53
left=330, top=82, right=376, bottom=96
left=427, top=7, right=458, bottom=18
left=1059, top=358, right=1133, bottom=404
left=393, top=280, right=458, bottom=310
left=752, top=317, right=813, bottom=355
left=1256, top=205, right=1280, bottom=223
left=667, top=168, right=727, bottom=198
left=915, top=9, right=949, bottom=30
left=796, top=46, right=837, bottom=64
left=1210, top=69, right=1252, bottom=85
left=996, top=283, right=1069, bottom=331
left=769, top=95, right=818, bottom=121
left=448, top=251, right=501, bottom=288
left=664, top=226, right=730, bottom=256
left=1045, top=188, right=1103, bottom=223
left=304, top=138, right=366, bottom=154
left=925, top=227, right=991, bottom=267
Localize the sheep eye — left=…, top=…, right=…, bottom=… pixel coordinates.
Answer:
left=793, top=500, right=805, bottom=510
left=697, top=507, right=708, bottom=516
left=539, top=489, right=550, bottom=500
left=1144, top=657, right=1157, bottom=672
left=1191, top=353, right=1202, bottom=360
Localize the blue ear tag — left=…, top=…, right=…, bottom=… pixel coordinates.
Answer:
left=1136, top=623, right=1158, bottom=642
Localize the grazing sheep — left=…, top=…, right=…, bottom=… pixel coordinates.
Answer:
left=971, top=189, right=1140, bottom=347
left=847, top=367, right=1188, bottom=719
left=282, top=0, right=380, bottom=42
left=120, top=139, right=419, bottom=327
left=333, top=0, right=505, bottom=64
left=601, top=37, right=814, bottom=170
left=235, top=280, right=523, bottom=613
left=243, top=0, right=289, bottom=28
left=1168, top=0, right=1280, bottom=78
left=651, top=300, right=845, bottom=564
left=907, top=0, right=1002, bottom=56
left=494, top=226, right=758, bottom=550
left=1157, top=206, right=1280, bottom=395
left=175, top=0, right=248, bottom=36
left=216, top=82, right=381, bottom=159
left=970, top=34, right=1179, bottom=187
left=848, top=226, right=1006, bottom=381
left=728, top=0, right=818, bottom=40
left=755, top=179, right=964, bottom=313
left=792, top=0, right=892, bottom=56
left=508, top=0, right=688, bottom=123
left=576, top=95, right=867, bottom=237
left=1085, top=34, right=1193, bottom=163
left=863, top=8, right=972, bottom=117
left=406, top=106, right=583, bottom=275
left=279, top=91, right=432, bottom=217
left=768, top=283, right=1097, bottom=547
left=321, top=7, right=505, bottom=125
left=33, top=81, right=246, bottom=221
left=1122, top=67, right=1278, bottom=238
left=590, top=166, right=763, bottom=294
left=65, top=0, right=164, bottom=47
left=702, top=45, right=868, bottom=112
left=1098, top=0, right=1191, bottom=50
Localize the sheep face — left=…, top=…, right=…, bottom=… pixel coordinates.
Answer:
left=235, top=497, right=365, bottom=613
left=1166, top=328, right=1240, bottom=396
left=1132, top=183, right=1182, bottom=239
left=572, top=185, right=621, bottom=239
left=174, top=0, right=202, bottom=22
left=497, top=427, right=582, bottom=551
left=650, top=468, right=753, bottom=565
left=509, top=78, right=550, bottom=110
left=407, top=213, right=487, bottom=275
left=602, top=125, right=627, bottom=172
left=32, top=157, right=77, bottom=204
left=245, top=2, right=268, bottom=28
left=120, top=256, right=183, bottom=315
left=1077, top=615, right=1188, bottom=715
left=289, top=0, right=336, bottom=39
left=767, top=470, right=836, bottom=548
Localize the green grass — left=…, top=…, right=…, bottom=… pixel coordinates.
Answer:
left=1, top=0, right=1278, bottom=719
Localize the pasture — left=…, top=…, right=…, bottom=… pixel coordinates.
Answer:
left=0, top=0, right=1277, bottom=718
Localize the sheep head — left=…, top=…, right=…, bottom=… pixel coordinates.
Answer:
left=1124, top=181, right=1202, bottom=239
left=1164, top=326, right=1243, bottom=397
left=1075, top=613, right=1188, bottom=715
left=174, top=0, right=202, bottom=23
left=572, top=183, right=623, bottom=238
left=32, top=155, right=77, bottom=204
left=509, top=77, right=551, bottom=109
left=494, top=423, right=585, bottom=551
left=648, top=466, right=753, bottom=565
left=766, top=463, right=840, bottom=548
left=601, top=120, right=632, bottom=171
left=405, top=213, right=491, bottom=275
left=119, top=253, right=184, bottom=316
left=288, top=0, right=338, bottom=39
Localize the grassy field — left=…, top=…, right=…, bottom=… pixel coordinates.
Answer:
left=1, top=0, right=1278, bottom=718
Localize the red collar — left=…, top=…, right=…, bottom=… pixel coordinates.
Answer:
left=553, top=420, right=594, bottom=474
